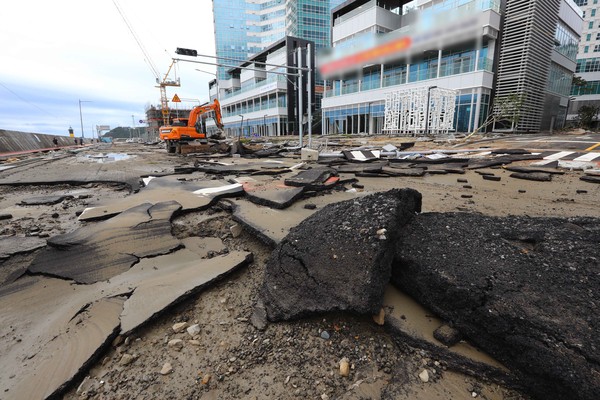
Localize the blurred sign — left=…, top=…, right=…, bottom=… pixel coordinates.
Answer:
left=172, top=94, right=181, bottom=102
left=139, top=119, right=145, bottom=124
left=96, top=125, right=110, bottom=131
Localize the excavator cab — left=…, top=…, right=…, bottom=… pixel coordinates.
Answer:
left=195, top=115, right=207, bottom=135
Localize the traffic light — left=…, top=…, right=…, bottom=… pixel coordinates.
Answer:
left=176, top=47, right=198, bottom=57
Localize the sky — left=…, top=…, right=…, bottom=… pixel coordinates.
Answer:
left=0, top=0, right=216, bottom=137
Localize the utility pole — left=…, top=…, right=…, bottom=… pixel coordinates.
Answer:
left=79, top=99, right=92, bottom=140
left=297, top=46, right=303, bottom=147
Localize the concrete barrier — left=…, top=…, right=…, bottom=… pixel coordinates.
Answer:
left=0, top=130, right=81, bottom=155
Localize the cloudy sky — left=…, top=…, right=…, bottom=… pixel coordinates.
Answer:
left=0, top=0, right=216, bottom=137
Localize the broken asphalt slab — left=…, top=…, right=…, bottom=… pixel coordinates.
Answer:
left=260, top=188, right=422, bottom=321
left=0, top=155, right=143, bottom=192
left=244, top=183, right=305, bottom=210
left=118, top=250, right=253, bottom=334
left=504, top=166, right=565, bottom=175
left=0, top=249, right=252, bottom=399
left=509, top=172, right=553, bottom=182
left=0, top=235, right=46, bottom=259
left=78, top=177, right=243, bottom=221
left=191, top=161, right=292, bottom=175
left=10, top=297, right=125, bottom=400
left=283, top=167, right=337, bottom=187
left=29, top=201, right=183, bottom=283
left=19, top=194, right=70, bottom=205
left=580, top=175, right=600, bottom=184
left=392, top=213, right=600, bottom=400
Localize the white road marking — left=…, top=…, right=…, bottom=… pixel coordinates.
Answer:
left=573, top=152, right=600, bottom=162
left=543, top=151, right=575, bottom=160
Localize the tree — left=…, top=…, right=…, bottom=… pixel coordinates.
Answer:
left=571, top=75, right=587, bottom=96
left=462, top=93, right=524, bottom=141
left=576, top=105, right=599, bottom=129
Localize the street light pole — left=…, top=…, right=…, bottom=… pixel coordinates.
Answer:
left=238, top=115, right=244, bottom=139
left=263, top=114, right=267, bottom=136
left=79, top=99, right=92, bottom=141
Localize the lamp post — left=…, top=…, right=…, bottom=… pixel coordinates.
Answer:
left=79, top=99, right=92, bottom=141
left=263, top=114, right=268, bottom=136
left=565, top=96, right=576, bottom=128
left=424, top=86, right=437, bottom=136
left=238, top=114, right=244, bottom=139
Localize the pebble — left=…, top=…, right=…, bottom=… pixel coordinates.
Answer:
left=372, top=308, right=385, bottom=326
left=201, top=374, right=212, bottom=385
left=321, top=394, right=329, bottom=400
left=320, top=331, right=330, bottom=340
left=418, top=369, right=429, bottom=383
left=188, top=340, right=201, bottom=346
left=304, top=204, right=317, bottom=210
left=168, top=339, right=184, bottom=351
left=187, top=324, right=201, bottom=336
left=172, top=322, right=188, bottom=333
left=119, top=354, right=135, bottom=366
left=472, top=392, right=478, bottom=398
left=230, top=224, right=243, bottom=238
left=339, top=357, right=350, bottom=377
left=160, top=362, right=173, bottom=375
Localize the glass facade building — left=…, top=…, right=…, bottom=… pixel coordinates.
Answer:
left=212, top=1, right=343, bottom=136
left=569, top=0, right=600, bottom=126
left=321, top=0, right=582, bottom=134
left=213, top=0, right=343, bottom=81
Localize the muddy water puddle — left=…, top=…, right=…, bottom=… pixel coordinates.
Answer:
left=383, top=284, right=507, bottom=370
left=85, top=153, right=134, bottom=162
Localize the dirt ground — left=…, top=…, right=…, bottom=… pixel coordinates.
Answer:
left=0, top=138, right=598, bottom=400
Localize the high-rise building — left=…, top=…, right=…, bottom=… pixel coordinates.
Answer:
left=494, top=0, right=580, bottom=131
left=320, top=0, right=582, bottom=135
left=569, top=0, right=600, bottom=127
left=212, top=0, right=343, bottom=83
left=209, top=0, right=343, bottom=136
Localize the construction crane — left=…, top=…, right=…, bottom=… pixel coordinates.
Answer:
left=157, top=60, right=181, bottom=126
left=112, top=0, right=180, bottom=126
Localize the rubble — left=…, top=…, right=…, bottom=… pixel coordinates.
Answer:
left=509, top=172, right=553, bottom=181
left=393, top=213, right=600, bottom=400
left=260, top=189, right=422, bottom=321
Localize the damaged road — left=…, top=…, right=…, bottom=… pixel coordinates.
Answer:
left=0, top=139, right=599, bottom=400
left=260, top=189, right=600, bottom=400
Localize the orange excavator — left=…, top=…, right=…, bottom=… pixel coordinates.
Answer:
left=159, top=98, right=224, bottom=153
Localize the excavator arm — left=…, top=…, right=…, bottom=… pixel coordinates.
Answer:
left=191, top=99, right=224, bottom=137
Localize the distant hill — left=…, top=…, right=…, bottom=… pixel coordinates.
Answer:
left=103, top=127, right=145, bottom=139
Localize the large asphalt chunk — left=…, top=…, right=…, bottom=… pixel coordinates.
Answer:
left=28, top=201, right=182, bottom=283
left=392, top=213, right=600, bottom=400
left=261, top=188, right=422, bottom=321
